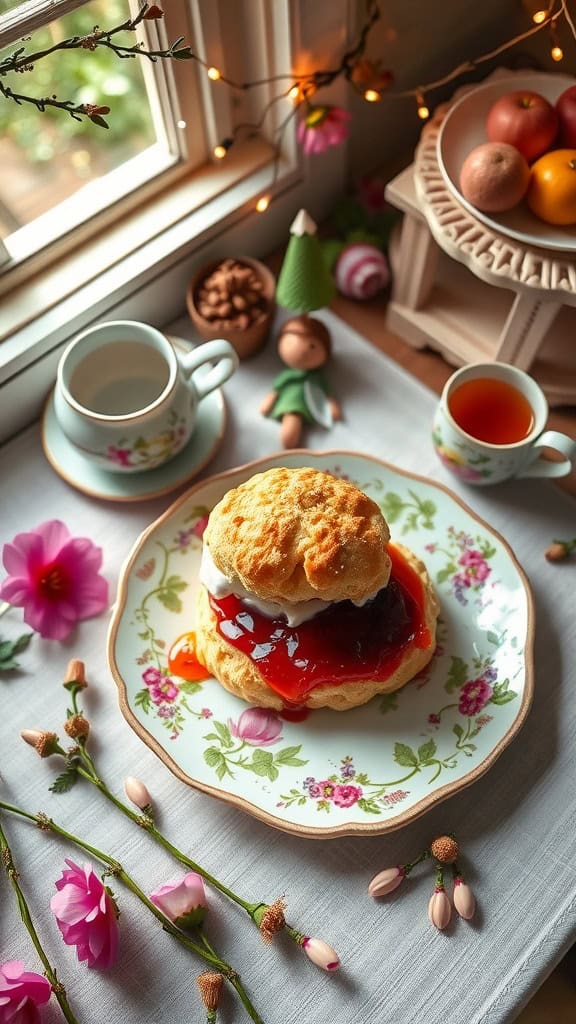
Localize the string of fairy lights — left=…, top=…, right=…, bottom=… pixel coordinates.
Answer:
left=191, top=0, right=576, bottom=213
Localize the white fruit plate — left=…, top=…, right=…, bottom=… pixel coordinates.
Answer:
left=108, top=451, right=534, bottom=838
left=437, top=72, right=576, bottom=251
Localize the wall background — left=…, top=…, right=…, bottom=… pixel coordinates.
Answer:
left=345, top=0, right=573, bottom=180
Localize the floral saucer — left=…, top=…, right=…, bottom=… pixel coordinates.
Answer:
left=108, top=451, right=534, bottom=837
left=41, top=387, right=226, bottom=503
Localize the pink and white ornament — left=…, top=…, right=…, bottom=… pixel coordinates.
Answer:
left=334, top=244, right=390, bottom=300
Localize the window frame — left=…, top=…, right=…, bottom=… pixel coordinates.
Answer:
left=0, top=0, right=353, bottom=444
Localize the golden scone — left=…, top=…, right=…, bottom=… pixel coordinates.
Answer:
left=202, top=466, right=392, bottom=606
left=195, top=542, right=439, bottom=711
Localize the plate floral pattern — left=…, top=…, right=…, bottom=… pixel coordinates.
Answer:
left=108, top=451, right=534, bottom=838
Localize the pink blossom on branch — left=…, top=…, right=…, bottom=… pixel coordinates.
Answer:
left=297, top=105, right=351, bottom=155
left=0, top=961, right=52, bottom=1023
left=50, top=860, right=119, bottom=970
left=150, top=872, right=207, bottom=929
left=0, top=520, right=108, bottom=640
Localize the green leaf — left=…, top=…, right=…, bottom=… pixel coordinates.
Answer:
left=157, top=590, right=182, bottom=613
left=49, top=768, right=78, bottom=794
left=134, top=688, right=151, bottom=713
left=490, top=690, right=517, bottom=706
left=417, top=738, right=437, bottom=763
left=251, top=748, right=273, bottom=765
left=379, top=693, right=399, bottom=715
left=212, top=720, right=233, bottom=748
left=445, top=655, right=468, bottom=693
left=245, top=760, right=279, bottom=781
left=178, top=680, right=202, bottom=696
left=172, top=47, right=195, bottom=59
left=437, top=566, right=456, bottom=585
left=357, top=797, right=382, bottom=815
left=419, top=499, right=437, bottom=520
left=0, top=632, right=33, bottom=672
left=275, top=745, right=307, bottom=766
left=453, top=723, right=464, bottom=740
left=380, top=492, right=404, bottom=523
left=486, top=631, right=501, bottom=646
left=393, top=742, right=418, bottom=768
left=165, top=575, right=188, bottom=592
left=204, top=746, right=225, bottom=768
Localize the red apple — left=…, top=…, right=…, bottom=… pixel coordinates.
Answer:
left=486, top=90, right=558, bottom=163
left=556, top=85, right=576, bottom=147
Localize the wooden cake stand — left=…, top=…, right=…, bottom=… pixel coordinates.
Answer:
left=385, top=84, right=576, bottom=408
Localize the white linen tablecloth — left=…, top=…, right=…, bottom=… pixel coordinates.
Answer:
left=0, top=309, right=575, bottom=1024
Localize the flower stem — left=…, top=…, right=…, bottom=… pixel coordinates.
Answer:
left=0, top=601, right=11, bottom=619
left=0, top=801, right=263, bottom=1024
left=73, top=759, right=259, bottom=918
left=0, top=815, right=80, bottom=1024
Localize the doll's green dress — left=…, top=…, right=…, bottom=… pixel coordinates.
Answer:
left=268, top=367, right=330, bottom=423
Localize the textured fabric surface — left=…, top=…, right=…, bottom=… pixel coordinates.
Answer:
left=0, top=309, right=575, bottom=1024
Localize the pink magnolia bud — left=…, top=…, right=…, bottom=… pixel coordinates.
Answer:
left=368, top=865, right=405, bottom=897
left=124, top=776, right=152, bottom=811
left=428, top=888, right=452, bottom=930
left=453, top=878, right=476, bottom=920
left=302, top=937, right=340, bottom=971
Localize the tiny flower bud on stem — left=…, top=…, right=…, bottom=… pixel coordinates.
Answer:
left=124, top=776, right=152, bottom=813
left=63, top=659, right=87, bottom=690
left=20, top=729, right=61, bottom=758
left=197, top=971, right=224, bottom=1020
left=302, top=936, right=340, bottom=971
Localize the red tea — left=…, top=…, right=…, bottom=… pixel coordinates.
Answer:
left=448, top=377, right=535, bottom=445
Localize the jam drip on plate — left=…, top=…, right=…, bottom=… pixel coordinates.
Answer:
left=208, top=545, right=431, bottom=704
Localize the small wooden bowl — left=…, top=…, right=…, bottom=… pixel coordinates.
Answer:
left=186, top=256, right=276, bottom=360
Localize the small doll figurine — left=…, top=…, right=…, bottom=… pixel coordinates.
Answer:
left=259, top=315, right=341, bottom=448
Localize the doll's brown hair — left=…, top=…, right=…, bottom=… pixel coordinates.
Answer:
left=278, top=315, right=331, bottom=358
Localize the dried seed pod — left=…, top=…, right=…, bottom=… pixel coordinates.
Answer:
left=431, top=835, right=459, bottom=864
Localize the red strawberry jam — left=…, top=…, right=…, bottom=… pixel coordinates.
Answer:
left=208, top=545, right=431, bottom=705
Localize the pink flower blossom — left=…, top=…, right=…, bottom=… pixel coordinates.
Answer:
left=458, top=548, right=491, bottom=583
left=150, top=872, right=206, bottom=929
left=428, top=713, right=441, bottom=725
left=228, top=707, right=283, bottom=746
left=200, top=707, right=213, bottom=719
left=0, top=961, right=52, bottom=1023
left=0, top=520, right=108, bottom=640
left=192, top=514, right=209, bottom=538
left=107, top=446, right=133, bottom=467
left=459, top=678, right=494, bottom=716
left=297, top=105, right=351, bottom=155
left=308, top=780, right=335, bottom=800
left=50, top=860, right=119, bottom=970
left=142, top=667, right=179, bottom=704
left=332, top=783, right=362, bottom=808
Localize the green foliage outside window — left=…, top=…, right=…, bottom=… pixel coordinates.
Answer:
left=0, top=0, right=155, bottom=166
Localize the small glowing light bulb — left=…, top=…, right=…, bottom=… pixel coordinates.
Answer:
left=255, top=195, right=270, bottom=213
left=288, top=85, right=301, bottom=102
left=364, top=88, right=381, bottom=103
left=176, top=119, right=187, bottom=129
left=551, top=44, right=564, bottom=61
left=214, top=145, right=227, bottom=159
left=416, top=92, right=429, bottom=120
left=207, top=66, right=221, bottom=81
left=532, top=9, right=547, bottom=24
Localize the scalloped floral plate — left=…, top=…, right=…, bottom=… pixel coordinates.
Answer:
left=108, top=451, right=534, bottom=838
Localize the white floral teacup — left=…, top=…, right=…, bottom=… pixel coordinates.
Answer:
left=54, top=321, right=238, bottom=473
left=432, top=362, right=576, bottom=485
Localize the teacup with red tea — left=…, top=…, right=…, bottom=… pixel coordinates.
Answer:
left=432, top=362, right=575, bottom=485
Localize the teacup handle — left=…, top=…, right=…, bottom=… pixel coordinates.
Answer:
left=517, top=430, right=576, bottom=479
left=179, top=339, right=239, bottom=400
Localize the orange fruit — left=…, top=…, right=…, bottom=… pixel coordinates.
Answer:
left=459, top=142, right=531, bottom=213
left=526, top=149, right=576, bottom=225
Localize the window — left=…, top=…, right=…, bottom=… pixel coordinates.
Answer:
left=0, top=0, right=351, bottom=443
